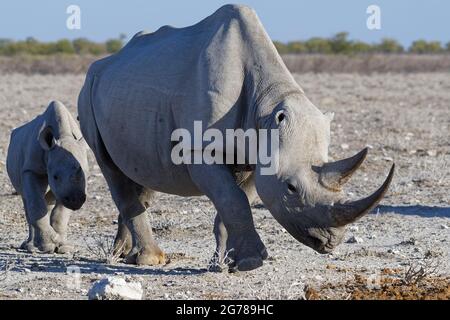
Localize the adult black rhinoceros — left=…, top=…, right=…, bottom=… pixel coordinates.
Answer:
left=78, top=4, right=394, bottom=271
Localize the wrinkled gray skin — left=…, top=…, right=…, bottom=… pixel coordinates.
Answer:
left=7, top=101, right=89, bottom=253
left=78, top=4, right=394, bottom=271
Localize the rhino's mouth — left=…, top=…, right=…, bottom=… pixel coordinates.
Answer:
left=307, top=227, right=345, bottom=254
left=61, top=192, right=86, bottom=210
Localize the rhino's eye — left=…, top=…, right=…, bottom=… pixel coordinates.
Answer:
left=277, top=112, right=286, bottom=123
left=287, top=183, right=297, bottom=193
left=275, top=111, right=285, bottom=124
left=53, top=175, right=59, bottom=181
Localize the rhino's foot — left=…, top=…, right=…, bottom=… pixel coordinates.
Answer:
left=226, top=231, right=268, bottom=272
left=55, top=242, right=74, bottom=254
left=20, top=240, right=38, bottom=253
left=20, top=232, right=70, bottom=254
left=125, top=244, right=166, bottom=266
left=21, top=239, right=57, bottom=253
left=113, top=235, right=133, bottom=258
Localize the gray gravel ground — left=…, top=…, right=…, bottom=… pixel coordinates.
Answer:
left=0, top=73, right=448, bottom=299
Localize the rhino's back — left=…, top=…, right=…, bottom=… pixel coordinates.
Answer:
left=86, top=5, right=266, bottom=194
left=7, top=116, right=45, bottom=191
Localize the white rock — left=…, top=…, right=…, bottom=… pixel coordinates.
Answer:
left=349, top=226, right=359, bottom=232
left=340, top=143, right=349, bottom=150
left=426, top=150, right=437, bottom=157
left=88, top=277, right=143, bottom=300
left=440, top=224, right=449, bottom=230
left=314, top=275, right=324, bottom=281
left=388, top=249, right=400, bottom=255
left=346, top=236, right=363, bottom=244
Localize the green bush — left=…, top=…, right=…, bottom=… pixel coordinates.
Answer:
left=273, top=41, right=288, bottom=54
left=53, top=39, right=75, bottom=54
left=409, top=40, right=443, bottom=54
left=329, top=32, right=352, bottom=54
left=106, top=39, right=123, bottom=53
left=286, top=41, right=307, bottom=54
left=0, top=34, right=448, bottom=56
left=304, top=37, right=332, bottom=54
left=351, top=41, right=373, bottom=54
left=0, top=36, right=124, bottom=56
left=376, top=38, right=404, bottom=53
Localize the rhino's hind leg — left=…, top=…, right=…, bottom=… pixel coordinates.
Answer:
left=188, top=163, right=267, bottom=272
left=92, top=141, right=164, bottom=265
left=112, top=214, right=132, bottom=258
left=107, top=177, right=164, bottom=266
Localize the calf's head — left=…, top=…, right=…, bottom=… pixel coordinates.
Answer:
left=38, top=124, right=88, bottom=210
left=255, top=94, right=394, bottom=253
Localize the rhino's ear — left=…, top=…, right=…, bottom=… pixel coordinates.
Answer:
left=38, top=123, right=56, bottom=151
left=324, top=111, right=335, bottom=122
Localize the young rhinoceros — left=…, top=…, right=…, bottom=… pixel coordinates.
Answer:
left=7, top=100, right=89, bottom=253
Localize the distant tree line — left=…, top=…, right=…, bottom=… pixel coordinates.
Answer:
left=0, top=32, right=448, bottom=56
left=274, top=32, right=449, bottom=54
left=0, top=35, right=125, bottom=56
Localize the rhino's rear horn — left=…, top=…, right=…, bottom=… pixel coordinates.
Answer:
left=319, top=148, right=368, bottom=191
left=329, top=164, right=395, bottom=226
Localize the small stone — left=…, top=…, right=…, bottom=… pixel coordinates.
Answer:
left=88, top=277, right=143, bottom=300
left=346, top=236, right=363, bottom=244
left=387, top=249, right=400, bottom=255
left=314, top=275, right=324, bottom=281
left=426, top=150, right=437, bottom=157
left=400, top=237, right=417, bottom=246
left=349, top=226, right=359, bottom=232
left=440, top=224, right=449, bottom=230
left=340, top=143, right=349, bottom=150
left=382, top=156, right=393, bottom=162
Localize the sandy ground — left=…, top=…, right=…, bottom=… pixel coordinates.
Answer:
left=0, top=73, right=448, bottom=300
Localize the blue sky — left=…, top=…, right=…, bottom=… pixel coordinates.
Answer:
left=0, top=1, right=448, bottom=46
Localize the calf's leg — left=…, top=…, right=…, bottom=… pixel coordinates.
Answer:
left=20, top=172, right=62, bottom=253
left=50, top=203, right=73, bottom=253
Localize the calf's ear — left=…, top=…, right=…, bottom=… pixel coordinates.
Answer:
left=38, top=123, right=56, bottom=151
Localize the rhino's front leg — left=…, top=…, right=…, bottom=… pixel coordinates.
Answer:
left=208, top=214, right=229, bottom=271
left=188, top=163, right=268, bottom=272
left=20, top=172, right=62, bottom=253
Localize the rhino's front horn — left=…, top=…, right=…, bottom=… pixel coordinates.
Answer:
left=319, top=148, right=368, bottom=191
left=329, top=164, right=395, bottom=227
